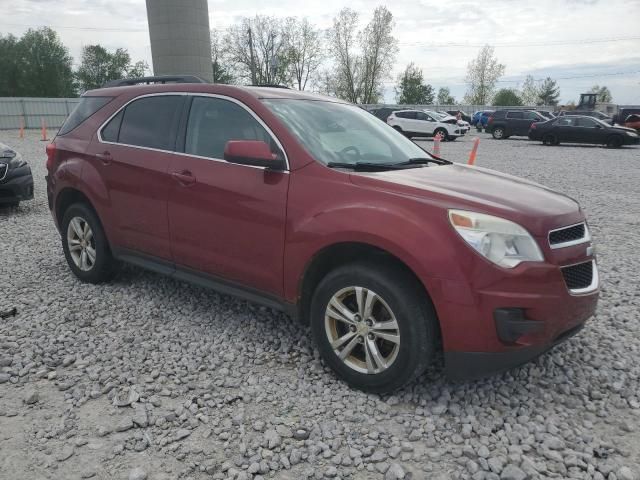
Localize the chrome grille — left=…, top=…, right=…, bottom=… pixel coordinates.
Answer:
left=549, top=222, right=589, bottom=249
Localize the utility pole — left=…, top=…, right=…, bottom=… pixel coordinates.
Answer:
left=248, top=27, right=257, bottom=85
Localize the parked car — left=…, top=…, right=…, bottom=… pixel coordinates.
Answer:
left=487, top=109, right=547, bottom=139
left=529, top=115, right=639, bottom=148
left=0, top=142, right=34, bottom=208
left=623, top=114, right=640, bottom=132
left=387, top=109, right=464, bottom=140
left=445, top=110, right=472, bottom=123
left=536, top=110, right=555, bottom=120
left=427, top=110, right=471, bottom=134
left=46, top=77, right=599, bottom=393
left=613, top=108, right=640, bottom=126
left=471, top=110, right=493, bottom=130
left=369, top=107, right=402, bottom=122
left=557, top=110, right=612, bottom=123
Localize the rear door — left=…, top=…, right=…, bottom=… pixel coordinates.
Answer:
left=166, top=95, right=289, bottom=296
left=88, top=94, right=185, bottom=259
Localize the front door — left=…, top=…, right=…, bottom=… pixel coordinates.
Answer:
left=87, top=94, right=185, bottom=259
left=167, top=95, right=289, bottom=297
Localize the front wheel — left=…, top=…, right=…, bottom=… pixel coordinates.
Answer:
left=607, top=136, right=622, bottom=148
left=492, top=127, right=505, bottom=139
left=61, top=203, right=115, bottom=284
left=310, top=262, right=438, bottom=393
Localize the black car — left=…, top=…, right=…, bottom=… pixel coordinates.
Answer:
left=529, top=115, right=639, bottom=148
left=486, top=109, right=547, bottom=139
left=557, top=110, right=613, bottom=123
left=369, top=107, right=403, bottom=122
left=0, top=142, right=34, bottom=207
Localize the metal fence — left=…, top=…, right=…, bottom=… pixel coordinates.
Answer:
left=0, top=97, right=81, bottom=130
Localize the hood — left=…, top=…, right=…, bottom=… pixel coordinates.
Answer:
left=611, top=125, right=637, bottom=134
left=350, top=163, right=582, bottom=235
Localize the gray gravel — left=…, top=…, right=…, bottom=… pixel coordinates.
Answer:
left=1, top=129, right=640, bottom=479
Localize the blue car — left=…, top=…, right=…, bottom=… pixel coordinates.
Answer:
left=471, top=110, right=494, bottom=129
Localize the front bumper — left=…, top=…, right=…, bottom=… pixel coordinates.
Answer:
left=0, top=166, right=34, bottom=204
left=623, top=135, right=639, bottom=145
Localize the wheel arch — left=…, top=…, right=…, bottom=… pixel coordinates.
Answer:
left=55, top=188, right=96, bottom=227
left=296, top=241, right=441, bottom=344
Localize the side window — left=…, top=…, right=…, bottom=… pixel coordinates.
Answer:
left=101, top=110, right=123, bottom=142
left=506, top=111, right=524, bottom=119
left=185, top=96, right=274, bottom=160
left=416, top=112, right=428, bottom=121
left=555, top=118, right=575, bottom=127
left=577, top=117, right=598, bottom=128
left=523, top=111, right=538, bottom=120
left=118, top=95, right=184, bottom=150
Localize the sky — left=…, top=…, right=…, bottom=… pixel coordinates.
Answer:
left=4, top=0, right=640, bottom=104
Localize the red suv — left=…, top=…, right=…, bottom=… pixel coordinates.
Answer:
left=46, top=77, right=599, bottom=393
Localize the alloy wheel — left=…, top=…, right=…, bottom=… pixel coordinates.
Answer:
left=324, top=286, right=400, bottom=374
left=67, top=216, right=96, bottom=271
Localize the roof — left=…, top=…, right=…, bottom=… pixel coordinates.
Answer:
left=84, top=83, right=346, bottom=104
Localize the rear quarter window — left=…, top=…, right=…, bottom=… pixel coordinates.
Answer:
left=58, top=96, right=113, bottom=136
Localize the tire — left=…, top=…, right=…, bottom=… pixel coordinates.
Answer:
left=542, top=133, right=557, bottom=146
left=61, top=202, right=115, bottom=284
left=434, top=128, right=449, bottom=141
left=310, top=261, right=438, bottom=393
left=492, top=127, right=505, bottom=139
left=607, top=135, right=622, bottom=148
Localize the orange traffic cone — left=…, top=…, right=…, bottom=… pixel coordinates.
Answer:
left=433, top=133, right=442, bottom=156
left=40, top=117, right=48, bottom=141
left=19, top=117, right=24, bottom=139
left=468, top=137, right=480, bottom=165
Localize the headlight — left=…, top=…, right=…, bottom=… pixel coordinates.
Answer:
left=3, top=150, right=26, bottom=169
left=449, top=210, right=544, bottom=268
left=626, top=131, right=638, bottom=137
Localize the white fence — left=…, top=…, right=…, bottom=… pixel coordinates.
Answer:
left=0, top=97, right=81, bottom=130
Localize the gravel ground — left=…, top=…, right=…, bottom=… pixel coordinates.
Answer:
left=1, top=129, right=639, bottom=480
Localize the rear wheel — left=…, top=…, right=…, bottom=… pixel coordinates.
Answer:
left=607, top=135, right=623, bottom=148
left=310, top=262, right=438, bottom=393
left=492, top=127, right=505, bottom=139
left=61, top=203, right=115, bottom=284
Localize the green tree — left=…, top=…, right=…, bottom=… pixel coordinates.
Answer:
left=464, top=45, right=505, bottom=104
left=211, top=29, right=234, bottom=84
left=589, top=85, right=612, bottom=102
left=395, top=63, right=434, bottom=104
left=75, top=45, right=147, bottom=92
left=436, top=87, right=455, bottom=105
left=1, top=28, right=75, bottom=97
left=493, top=88, right=523, bottom=106
left=538, top=77, right=560, bottom=105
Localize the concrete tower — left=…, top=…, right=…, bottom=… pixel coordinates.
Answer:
left=145, top=0, right=213, bottom=83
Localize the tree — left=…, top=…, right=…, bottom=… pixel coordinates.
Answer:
left=520, top=75, right=541, bottom=105
left=538, top=77, right=560, bottom=105
left=287, top=18, right=323, bottom=90
left=493, top=88, right=523, bottom=106
left=0, top=28, right=75, bottom=97
left=211, top=29, right=234, bottom=84
left=395, top=63, right=434, bottom=104
left=327, top=7, right=398, bottom=103
left=589, top=85, right=612, bottom=102
left=75, top=45, right=147, bottom=92
left=223, top=16, right=292, bottom=86
left=464, top=45, right=505, bottom=105
left=437, top=87, right=455, bottom=105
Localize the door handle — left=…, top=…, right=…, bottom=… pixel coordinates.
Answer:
left=171, top=170, right=196, bottom=186
left=95, top=151, right=112, bottom=165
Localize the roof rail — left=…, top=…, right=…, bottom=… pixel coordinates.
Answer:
left=249, top=84, right=291, bottom=89
left=102, top=75, right=209, bottom=88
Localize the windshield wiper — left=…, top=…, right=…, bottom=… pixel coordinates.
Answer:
left=326, top=161, right=410, bottom=171
left=398, top=157, right=452, bottom=166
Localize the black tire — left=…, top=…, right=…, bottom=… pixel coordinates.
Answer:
left=310, top=261, right=438, bottom=393
left=61, top=202, right=115, bottom=284
left=434, top=128, right=449, bottom=141
left=542, top=133, right=557, bottom=146
left=492, top=127, right=505, bottom=139
left=607, top=135, right=623, bottom=148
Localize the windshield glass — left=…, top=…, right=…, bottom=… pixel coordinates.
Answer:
left=262, top=99, right=433, bottom=165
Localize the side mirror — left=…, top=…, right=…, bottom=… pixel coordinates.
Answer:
left=224, top=140, right=286, bottom=170
left=595, top=124, right=602, bottom=129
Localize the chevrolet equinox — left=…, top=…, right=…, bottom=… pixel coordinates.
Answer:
left=46, top=77, right=599, bottom=393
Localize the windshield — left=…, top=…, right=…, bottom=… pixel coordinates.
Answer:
left=262, top=99, right=433, bottom=166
